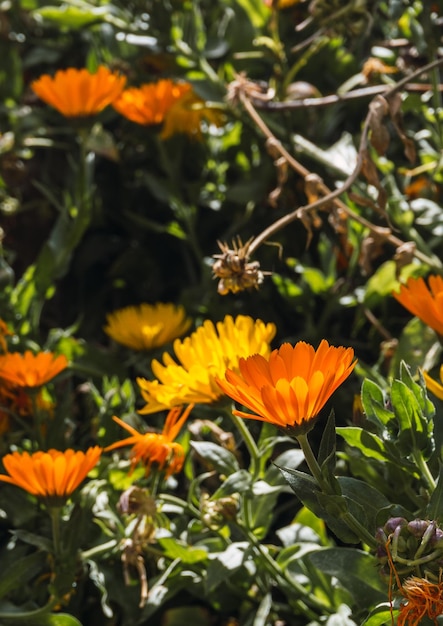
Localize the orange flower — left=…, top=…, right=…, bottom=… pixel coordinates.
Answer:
left=397, top=577, right=443, bottom=626
left=0, top=351, right=68, bottom=388
left=105, top=404, right=193, bottom=478
left=217, top=340, right=356, bottom=433
left=423, top=365, right=443, bottom=400
left=0, top=447, right=102, bottom=503
left=113, top=79, right=189, bottom=126
left=393, top=275, right=443, bottom=337
left=31, top=66, right=126, bottom=117
left=0, top=319, right=11, bottom=354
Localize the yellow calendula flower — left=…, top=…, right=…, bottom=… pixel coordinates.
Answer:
left=423, top=365, right=443, bottom=401
left=104, top=303, right=192, bottom=351
left=137, top=315, right=276, bottom=413
left=161, top=88, right=226, bottom=141
left=31, top=66, right=126, bottom=118
left=217, top=340, right=356, bottom=435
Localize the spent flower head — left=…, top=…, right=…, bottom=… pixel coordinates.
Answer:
left=137, top=315, right=276, bottom=413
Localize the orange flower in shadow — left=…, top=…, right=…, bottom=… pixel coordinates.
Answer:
left=0, top=351, right=68, bottom=388
left=217, top=340, right=356, bottom=434
left=397, top=577, right=443, bottom=626
left=393, top=275, right=443, bottom=337
left=0, top=447, right=102, bottom=504
left=31, top=66, right=126, bottom=117
left=113, top=79, right=225, bottom=140
left=0, top=382, right=54, bottom=433
left=105, top=404, right=193, bottom=478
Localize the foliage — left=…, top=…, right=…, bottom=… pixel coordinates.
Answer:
left=0, top=0, right=443, bottom=625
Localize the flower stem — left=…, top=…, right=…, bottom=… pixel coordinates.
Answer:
left=228, top=410, right=260, bottom=478
left=49, top=506, right=62, bottom=562
left=412, top=449, right=436, bottom=492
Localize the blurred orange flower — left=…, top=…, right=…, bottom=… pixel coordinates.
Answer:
left=393, top=275, right=443, bottom=337
left=105, top=404, right=193, bottom=478
left=0, top=319, right=11, bottom=354
left=31, top=66, right=126, bottom=117
left=113, top=79, right=189, bottom=125
left=0, top=351, right=68, bottom=388
left=0, top=383, right=53, bottom=434
left=397, top=576, right=443, bottom=626
left=104, top=303, right=192, bottom=351
left=0, top=447, right=102, bottom=503
left=423, top=365, right=443, bottom=400
left=217, top=340, right=356, bottom=433
left=113, top=79, right=225, bottom=139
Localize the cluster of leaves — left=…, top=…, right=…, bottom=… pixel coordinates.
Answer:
left=0, top=1, right=443, bottom=625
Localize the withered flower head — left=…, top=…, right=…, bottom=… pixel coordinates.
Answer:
left=398, top=577, right=443, bottom=626
left=212, top=238, right=265, bottom=295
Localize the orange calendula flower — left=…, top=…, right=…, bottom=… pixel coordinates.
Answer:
left=112, top=79, right=189, bottom=126
left=393, top=275, right=443, bottom=337
left=104, top=303, right=192, bottom=351
left=0, top=351, right=68, bottom=388
left=0, top=319, right=11, bottom=354
left=217, top=340, right=356, bottom=433
left=105, top=404, right=193, bottom=478
left=113, top=79, right=225, bottom=140
left=397, top=576, right=443, bottom=626
left=137, top=315, right=276, bottom=414
left=0, top=447, right=102, bottom=504
left=31, top=66, right=126, bottom=117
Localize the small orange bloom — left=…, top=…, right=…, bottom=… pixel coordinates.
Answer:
left=0, top=351, right=68, bottom=388
left=105, top=404, right=193, bottom=478
left=0, top=319, right=11, bottom=354
left=31, top=66, right=126, bottom=117
left=160, top=89, right=226, bottom=141
left=397, top=577, right=443, bottom=626
left=423, top=365, right=443, bottom=400
left=0, top=447, right=102, bottom=503
left=393, top=275, right=443, bottom=337
left=113, top=79, right=189, bottom=126
left=217, top=340, right=356, bottom=433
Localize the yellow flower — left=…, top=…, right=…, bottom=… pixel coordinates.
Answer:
left=137, top=315, right=276, bottom=413
left=112, top=79, right=189, bottom=126
left=104, top=303, right=192, bottom=351
left=0, top=351, right=68, bottom=388
left=216, top=340, right=356, bottom=433
left=31, top=66, right=126, bottom=118
left=423, top=365, right=443, bottom=400
left=0, top=447, right=102, bottom=504
left=105, top=404, right=193, bottom=478
left=161, top=89, right=226, bottom=141
left=393, top=275, right=443, bottom=337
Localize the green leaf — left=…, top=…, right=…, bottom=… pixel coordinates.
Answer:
left=337, top=477, right=391, bottom=534
left=337, top=427, right=397, bottom=463
left=33, top=6, right=110, bottom=29
left=308, top=548, right=385, bottom=605
left=318, top=410, right=337, bottom=476
left=391, top=379, right=433, bottom=456
left=361, top=379, right=395, bottom=432
left=157, top=538, right=208, bottom=564
left=205, top=542, right=249, bottom=592
left=0, top=551, right=47, bottom=599
left=427, top=464, right=443, bottom=519
left=363, top=260, right=400, bottom=308
left=361, top=603, right=395, bottom=626
left=212, top=469, right=252, bottom=498
left=0, top=611, right=83, bottom=626
left=162, top=606, right=212, bottom=626
left=190, top=441, right=240, bottom=475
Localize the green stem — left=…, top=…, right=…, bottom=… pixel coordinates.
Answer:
left=49, top=506, right=62, bottom=562
left=228, top=410, right=260, bottom=478
left=296, top=433, right=330, bottom=493
left=80, top=539, right=119, bottom=560
left=238, top=522, right=333, bottom=618
left=412, top=449, right=436, bottom=492
left=297, top=433, right=378, bottom=549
